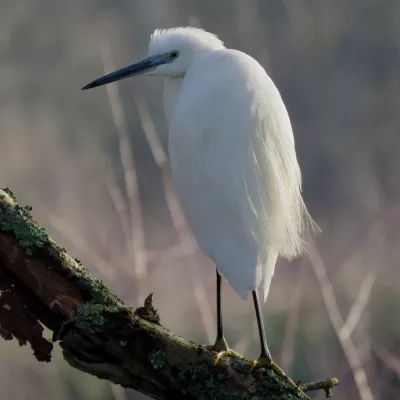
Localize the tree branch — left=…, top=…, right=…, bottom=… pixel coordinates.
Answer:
left=0, top=188, right=337, bottom=399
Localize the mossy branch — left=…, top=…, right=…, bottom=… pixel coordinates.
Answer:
left=0, top=188, right=338, bottom=399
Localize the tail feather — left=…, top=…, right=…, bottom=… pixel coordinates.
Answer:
left=259, top=247, right=278, bottom=303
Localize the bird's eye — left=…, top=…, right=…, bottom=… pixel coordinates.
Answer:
left=169, top=51, right=179, bottom=59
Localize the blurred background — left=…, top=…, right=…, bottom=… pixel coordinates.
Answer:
left=1, top=0, right=400, bottom=399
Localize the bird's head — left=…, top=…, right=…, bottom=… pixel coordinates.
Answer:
left=82, top=27, right=225, bottom=90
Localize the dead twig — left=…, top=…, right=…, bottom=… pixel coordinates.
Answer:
left=297, top=378, right=339, bottom=398
left=308, top=241, right=374, bottom=400
left=101, top=45, right=148, bottom=304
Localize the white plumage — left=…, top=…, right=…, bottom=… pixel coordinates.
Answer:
left=82, top=25, right=317, bottom=366
left=154, top=28, right=314, bottom=300
left=83, top=26, right=316, bottom=301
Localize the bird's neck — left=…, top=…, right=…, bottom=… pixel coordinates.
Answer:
left=163, top=76, right=184, bottom=126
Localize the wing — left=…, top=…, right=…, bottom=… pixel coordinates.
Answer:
left=168, top=50, right=311, bottom=298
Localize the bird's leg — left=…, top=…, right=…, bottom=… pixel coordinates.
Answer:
left=208, top=270, right=240, bottom=365
left=214, top=270, right=227, bottom=350
left=248, top=292, right=299, bottom=389
left=249, top=290, right=287, bottom=377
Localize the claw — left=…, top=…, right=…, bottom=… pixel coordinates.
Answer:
left=214, top=337, right=229, bottom=352
left=249, top=357, right=299, bottom=390
left=212, top=350, right=232, bottom=365
left=207, top=337, right=241, bottom=366
left=249, top=358, right=286, bottom=376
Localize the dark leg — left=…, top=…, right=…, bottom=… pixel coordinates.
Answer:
left=250, top=290, right=298, bottom=389
left=210, top=270, right=240, bottom=364
left=252, top=290, right=272, bottom=362
left=250, top=291, right=289, bottom=380
left=216, top=270, right=223, bottom=341
left=213, top=270, right=228, bottom=352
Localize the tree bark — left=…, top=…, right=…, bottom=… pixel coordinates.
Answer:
left=0, top=188, right=337, bottom=399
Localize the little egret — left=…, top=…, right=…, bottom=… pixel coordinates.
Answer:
left=83, top=27, right=317, bottom=374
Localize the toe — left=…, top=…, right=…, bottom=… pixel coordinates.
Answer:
left=211, top=350, right=228, bottom=366
left=249, top=359, right=286, bottom=377
left=249, top=359, right=300, bottom=391
left=249, top=359, right=257, bottom=370
left=269, top=362, right=286, bottom=377
left=214, top=337, right=229, bottom=352
left=211, top=349, right=243, bottom=366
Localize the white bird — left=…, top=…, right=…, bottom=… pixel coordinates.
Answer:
left=83, top=27, right=317, bottom=373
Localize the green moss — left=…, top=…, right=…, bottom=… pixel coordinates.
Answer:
left=77, top=272, right=120, bottom=305
left=48, top=238, right=121, bottom=305
left=75, top=302, right=133, bottom=333
left=257, top=379, right=301, bottom=400
left=0, top=197, right=48, bottom=252
left=149, top=350, right=166, bottom=370
left=75, top=303, right=107, bottom=333
left=257, top=373, right=309, bottom=400
left=134, top=304, right=160, bottom=325
left=0, top=189, right=120, bottom=305
left=176, top=359, right=308, bottom=400
left=1, top=188, right=17, bottom=203
left=230, top=355, right=251, bottom=373
left=177, top=362, right=249, bottom=400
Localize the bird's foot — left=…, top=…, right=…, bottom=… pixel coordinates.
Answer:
left=249, top=356, right=299, bottom=390
left=211, top=349, right=241, bottom=366
left=249, top=357, right=286, bottom=376
left=205, top=337, right=241, bottom=366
